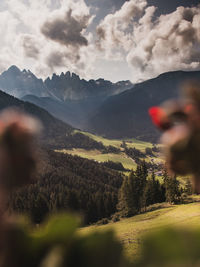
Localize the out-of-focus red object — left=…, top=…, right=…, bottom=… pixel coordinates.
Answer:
left=148, top=106, right=171, bottom=130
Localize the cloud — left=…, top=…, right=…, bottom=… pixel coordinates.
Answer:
left=86, top=0, right=128, bottom=10
left=96, top=0, right=147, bottom=57
left=0, top=0, right=199, bottom=83
left=0, top=0, right=96, bottom=80
left=22, top=35, right=40, bottom=59
left=127, top=5, right=200, bottom=81
left=96, top=0, right=200, bottom=82
left=41, top=9, right=90, bottom=47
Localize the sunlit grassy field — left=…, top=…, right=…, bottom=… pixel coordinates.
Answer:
left=79, top=200, right=200, bottom=262
left=74, top=130, right=154, bottom=151
left=57, top=149, right=137, bottom=170
left=58, top=131, right=163, bottom=171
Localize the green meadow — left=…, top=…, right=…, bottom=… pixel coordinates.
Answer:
left=58, top=131, right=163, bottom=171
left=79, top=200, right=200, bottom=262
left=74, top=130, right=154, bottom=151
left=58, top=149, right=137, bottom=170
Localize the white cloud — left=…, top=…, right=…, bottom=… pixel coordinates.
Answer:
left=0, top=0, right=96, bottom=79
left=1, top=0, right=200, bottom=82
left=96, top=0, right=147, bottom=58
left=96, top=1, right=200, bottom=82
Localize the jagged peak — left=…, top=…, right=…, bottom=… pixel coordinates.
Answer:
left=6, top=65, right=21, bottom=75
left=71, top=72, right=79, bottom=79
left=65, top=71, right=71, bottom=77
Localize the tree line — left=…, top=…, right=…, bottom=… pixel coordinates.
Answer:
left=117, top=162, right=190, bottom=217
left=9, top=151, right=192, bottom=225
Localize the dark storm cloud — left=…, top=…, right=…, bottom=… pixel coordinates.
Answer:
left=41, top=9, right=90, bottom=47
left=46, top=49, right=81, bottom=70
left=22, top=35, right=40, bottom=59
left=46, top=51, right=65, bottom=68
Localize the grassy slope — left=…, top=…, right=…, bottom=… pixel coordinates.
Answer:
left=58, top=130, right=162, bottom=171
left=58, top=149, right=137, bottom=170
left=79, top=201, right=200, bottom=262
left=74, top=130, right=154, bottom=151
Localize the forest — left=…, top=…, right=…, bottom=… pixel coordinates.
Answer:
left=9, top=149, right=188, bottom=225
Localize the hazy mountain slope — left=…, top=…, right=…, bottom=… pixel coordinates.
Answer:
left=0, top=65, right=133, bottom=129
left=0, top=89, right=73, bottom=146
left=0, top=90, right=104, bottom=150
left=22, top=94, right=106, bottom=128
left=0, top=66, right=49, bottom=98
left=86, top=71, right=200, bottom=141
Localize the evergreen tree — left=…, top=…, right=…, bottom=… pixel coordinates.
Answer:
left=142, top=172, right=156, bottom=208
left=136, top=161, right=148, bottom=209
left=163, top=171, right=180, bottom=204
left=30, top=194, right=49, bottom=224
left=142, top=171, right=165, bottom=209
left=118, top=169, right=143, bottom=216
left=185, top=178, right=193, bottom=195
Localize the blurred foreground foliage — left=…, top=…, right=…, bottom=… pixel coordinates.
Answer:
left=2, top=213, right=128, bottom=267
left=4, top=212, right=200, bottom=267
left=136, top=226, right=200, bottom=267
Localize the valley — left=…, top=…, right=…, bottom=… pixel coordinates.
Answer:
left=57, top=130, right=162, bottom=171
left=1, top=1, right=200, bottom=265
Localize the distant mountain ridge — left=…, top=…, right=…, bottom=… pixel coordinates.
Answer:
left=0, top=65, right=132, bottom=129
left=0, top=66, right=133, bottom=100
left=0, top=66, right=50, bottom=98
left=86, top=70, right=200, bottom=141
left=1, top=66, right=200, bottom=142
left=44, top=72, right=133, bottom=101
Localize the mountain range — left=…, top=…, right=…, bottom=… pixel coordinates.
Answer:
left=0, top=65, right=132, bottom=129
left=0, top=66, right=200, bottom=142
left=87, top=70, right=200, bottom=141
left=0, top=65, right=132, bottom=100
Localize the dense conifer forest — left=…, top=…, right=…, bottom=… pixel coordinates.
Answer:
left=9, top=149, right=185, bottom=225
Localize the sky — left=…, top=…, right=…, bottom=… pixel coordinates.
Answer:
left=0, top=0, right=199, bottom=83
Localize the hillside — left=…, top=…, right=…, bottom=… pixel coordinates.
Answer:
left=0, top=65, right=132, bottom=129
left=87, top=70, right=200, bottom=141
left=80, top=200, right=200, bottom=261
left=2, top=67, right=200, bottom=141
left=22, top=94, right=106, bottom=129
left=57, top=131, right=162, bottom=172
left=0, top=89, right=104, bottom=149
left=10, top=149, right=123, bottom=224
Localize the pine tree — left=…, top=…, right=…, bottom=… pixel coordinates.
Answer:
left=163, top=170, right=180, bottom=204
left=142, top=171, right=165, bottom=209
left=118, top=169, right=144, bottom=217
left=185, top=178, right=193, bottom=195
left=142, top=172, right=155, bottom=208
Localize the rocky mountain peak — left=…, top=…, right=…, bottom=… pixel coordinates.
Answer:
left=3, top=65, right=21, bottom=76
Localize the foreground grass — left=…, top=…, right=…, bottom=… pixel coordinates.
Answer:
left=79, top=201, right=200, bottom=262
